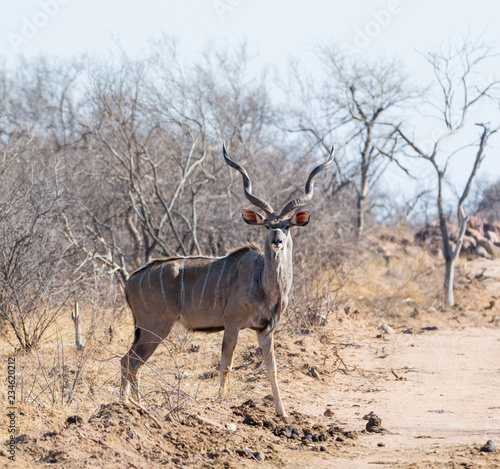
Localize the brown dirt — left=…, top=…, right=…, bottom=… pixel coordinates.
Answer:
left=2, top=258, right=500, bottom=468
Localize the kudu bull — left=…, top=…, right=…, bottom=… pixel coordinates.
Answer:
left=121, top=143, right=334, bottom=417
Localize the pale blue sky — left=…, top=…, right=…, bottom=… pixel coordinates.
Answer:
left=2, top=0, right=500, bottom=201
left=3, top=1, right=499, bottom=69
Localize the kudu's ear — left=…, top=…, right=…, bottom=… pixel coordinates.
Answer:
left=289, top=210, right=310, bottom=227
left=241, top=209, right=266, bottom=226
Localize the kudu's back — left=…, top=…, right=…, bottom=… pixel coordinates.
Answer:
left=125, top=245, right=273, bottom=334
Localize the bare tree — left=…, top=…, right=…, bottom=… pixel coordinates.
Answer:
left=66, top=54, right=211, bottom=274
left=0, top=139, right=75, bottom=349
left=287, top=46, right=416, bottom=236
left=55, top=40, right=283, bottom=289
left=394, top=38, right=500, bottom=306
left=0, top=60, right=83, bottom=349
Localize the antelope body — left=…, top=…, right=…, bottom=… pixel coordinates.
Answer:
left=121, top=144, right=334, bottom=417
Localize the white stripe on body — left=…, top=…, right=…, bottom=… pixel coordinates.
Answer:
left=214, top=258, right=227, bottom=307
left=160, top=263, right=166, bottom=300
left=180, top=260, right=186, bottom=308
left=199, top=262, right=212, bottom=305
left=147, top=266, right=153, bottom=291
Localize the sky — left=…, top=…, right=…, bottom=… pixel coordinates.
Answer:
left=1, top=0, right=500, bottom=207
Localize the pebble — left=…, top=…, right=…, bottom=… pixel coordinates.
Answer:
left=310, top=367, right=321, bottom=379
left=66, top=415, right=83, bottom=425
left=226, top=423, right=237, bottom=432
left=324, top=408, right=335, bottom=417
left=365, top=414, right=385, bottom=433
left=379, top=324, right=395, bottom=334
left=252, top=451, right=265, bottom=461
left=245, top=448, right=265, bottom=461
left=480, top=440, right=495, bottom=453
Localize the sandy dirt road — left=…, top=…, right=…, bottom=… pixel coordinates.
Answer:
left=278, top=326, right=500, bottom=468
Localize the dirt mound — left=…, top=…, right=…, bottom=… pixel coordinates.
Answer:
left=5, top=399, right=363, bottom=468
left=9, top=403, right=177, bottom=468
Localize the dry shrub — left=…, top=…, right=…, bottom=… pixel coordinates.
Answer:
left=346, top=247, right=438, bottom=318
left=287, top=222, right=442, bottom=331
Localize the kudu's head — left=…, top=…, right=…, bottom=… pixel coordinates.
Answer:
left=223, top=144, right=335, bottom=256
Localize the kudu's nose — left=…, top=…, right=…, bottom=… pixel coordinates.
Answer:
left=271, top=236, right=284, bottom=253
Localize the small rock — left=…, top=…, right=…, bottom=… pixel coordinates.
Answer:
left=365, top=414, right=387, bottom=433
left=309, top=367, right=320, bottom=379
left=377, top=442, right=385, bottom=447
left=336, top=436, right=344, bottom=442
left=66, top=415, right=83, bottom=425
left=324, top=408, right=335, bottom=417
left=226, top=423, right=237, bottom=432
left=363, top=411, right=377, bottom=421
left=379, top=324, right=394, bottom=334
left=245, top=448, right=265, bottom=461
left=480, top=440, right=496, bottom=452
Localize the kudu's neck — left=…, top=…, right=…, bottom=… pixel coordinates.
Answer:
left=262, top=235, right=293, bottom=302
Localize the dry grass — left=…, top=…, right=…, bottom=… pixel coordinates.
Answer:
left=347, top=248, right=439, bottom=316
left=0, top=309, right=128, bottom=434
left=288, top=233, right=442, bottom=333
left=0, top=303, right=268, bottom=435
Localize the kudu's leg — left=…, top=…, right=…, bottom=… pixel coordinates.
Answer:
left=257, top=330, right=287, bottom=417
left=219, top=325, right=240, bottom=398
left=121, top=320, right=174, bottom=402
